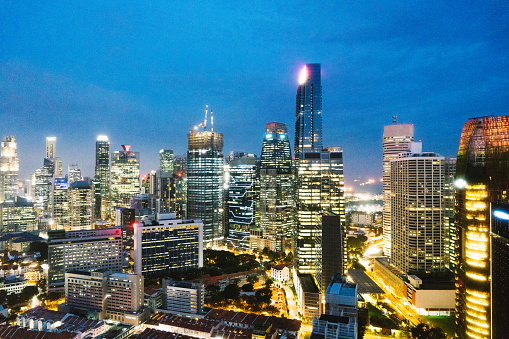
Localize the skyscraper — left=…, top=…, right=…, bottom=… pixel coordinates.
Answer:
left=67, top=164, right=81, bottom=184
left=390, top=152, right=451, bottom=274
left=53, top=177, right=69, bottom=230
left=110, top=145, right=140, bottom=210
left=187, top=129, right=224, bottom=247
left=0, top=136, right=19, bottom=203
left=294, top=64, right=345, bottom=285
left=295, top=63, right=322, bottom=156
left=258, top=122, right=293, bottom=252
left=46, top=136, right=56, bottom=160
left=454, top=116, right=509, bottom=339
left=382, top=122, right=414, bottom=258
left=226, top=154, right=257, bottom=251
left=160, top=149, right=175, bottom=173
left=68, top=180, right=94, bottom=230
left=95, top=135, right=110, bottom=220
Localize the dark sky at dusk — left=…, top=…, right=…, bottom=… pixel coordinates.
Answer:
left=1, top=2, right=508, bottom=189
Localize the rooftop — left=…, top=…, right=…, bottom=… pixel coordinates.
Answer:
left=347, top=269, right=384, bottom=294
left=299, top=274, right=319, bottom=294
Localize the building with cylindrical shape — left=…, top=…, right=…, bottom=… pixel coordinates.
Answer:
left=455, top=116, right=509, bottom=339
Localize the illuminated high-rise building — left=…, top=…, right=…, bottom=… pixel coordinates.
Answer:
left=0, top=136, right=19, bottom=202
left=53, top=178, right=69, bottom=230
left=69, top=180, right=94, bottom=230
left=390, top=152, right=451, bottom=274
left=258, top=122, right=293, bottom=252
left=67, top=164, right=81, bottom=184
left=295, top=63, right=322, bottom=156
left=382, top=122, right=414, bottom=258
left=46, top=136, right=56, bottom=160
left=0, top=196, right=36, bottom=233
left=187, top=129, right=224, bottom=247
left=225, top=154, right=257, bottom=251
left=294, top=64, right=345, bottom=290
left=110, top=145, right=140, bottom=210
left=455, top=116, right=509, bottom=339
left=160, top=149, right=175, bottom=173
left=95, top=135, right=110, bottom=220
left=55, top=157, right=63, bottom=178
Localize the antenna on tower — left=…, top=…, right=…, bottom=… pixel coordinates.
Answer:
left=202, top=105, right=208, bottom=130
left=211, top=110, right=214, bottom=133
left=392, top=115, right=397, bottom=124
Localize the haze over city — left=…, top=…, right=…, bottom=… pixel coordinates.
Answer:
left=2, top=2, right=508, bottom=186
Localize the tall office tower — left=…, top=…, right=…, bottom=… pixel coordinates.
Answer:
left=34, top=167, right=53, bottom=215
left=225, top=154, right=257, bottom=251
left=154, top=170, right=176, bottom=215
left=0, top=196, right=36, bottom=233
left=46, top=136, right=56, bottom=160
left=317, top=212, right=345, bottom=291
left=95, top=135, right=110, bottom=220
left=455, top=116, right=509, bottom=339
left=490, top=201, right=509, bottom=338
left=258, top=122, right=293, bottom=252
left=390, top=152, right=449, bottom=274
left=175, top=155, right=187, bottom=219
left=295, top=63, right=322, bottom=156
left=160, top=149, right=175, bottom=172
left=110, top=145, right=140, bottom=210
left=382, top=122, right=414, bottom=258
left=134, top=217, right=203, bottom=276
left=0, top=136, right=19, bottom=203
left=48, top=227, right=123, bottom=291
left=55, top=157, right=63, bottom=178
left=53, top=178, right=69, bottom=230
left=294, top=64, right=345, bottom=280
left=67, top=164, right=81, bottom=184
left=443, top=158, right=456, bottom=269
left=68, top=181, right=94, bottom=230
left=187, top=130, right=224, bottom=247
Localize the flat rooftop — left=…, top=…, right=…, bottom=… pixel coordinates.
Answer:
left=299, top=274, right=319, bottom=293
left=347, top=269, right=385, bottom=294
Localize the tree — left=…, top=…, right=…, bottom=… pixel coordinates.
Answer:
left=247, top=274, right=259, bottom=285
left=255, top=288, right=272, bottom=304
left=0, top=290, right=6, bottom=304
left=410, top=323, right=446, bottom=339
left=241, top=283, right=254, bottom=292
left=19, top=286, right=39, bottom=303
left=6, top=294, right=17, bottom=308
left=29, top=242, right=48, bottom=260
left=222, top=284, right=241, bottom=301
left=264, top=278, right=273, bottom=288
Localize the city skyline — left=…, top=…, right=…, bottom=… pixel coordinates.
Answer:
left=2, top=2, right=508, bottom=187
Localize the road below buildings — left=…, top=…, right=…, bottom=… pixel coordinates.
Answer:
left=282, top=284, right=298, bottom=320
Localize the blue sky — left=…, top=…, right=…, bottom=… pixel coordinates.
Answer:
left=1, top=2, right=508, bottom=188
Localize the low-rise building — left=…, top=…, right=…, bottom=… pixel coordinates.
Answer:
left=162, top=278, right=204, bottom=315
left=293, top=271, right=320, bottom=319
left=144, top=286, right=163, bottom=312
left=312, top=314, right=355, bottom=339
left=271, top=265, right=289, bottom=282
left=0, top=276, right=27, bottom=295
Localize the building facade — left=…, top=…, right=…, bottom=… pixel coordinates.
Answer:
left=69, top=180, right=94, bottom=231
left=382, top=123, right=414, bottom=258
left=95, top=135, right=110, bottom=220
left=0, top=136, right=19, bottom=203
left=134, top=218, right=203, bottom=276
left=110, top=145, right=140, bottom=210
left=258, top=122, right=293, bottom=252
left=0, top=197, right=36, bottom=233
left=455, top=116, right=509, bottom=339
left=162, top=278, right=204, bottom=315
left=187, top=130, right=224, bottom=247
left=48, top=228, right=123, bottom=291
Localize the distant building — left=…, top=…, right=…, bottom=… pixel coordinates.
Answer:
left=187, top=129, right=224, bottom=247
left=95, top=135, right=110, bottom=220
left=226, top=154, right=257, bottom=251
left=258, top=122, right=293, bottom=252
left=0, top=196, right=36, bottom=233
left=110, top=145, right=140, bottom=210
left=134, top=217, right=203, bottom=277
left=53, top=178, right=69, bottom=230
left=48, top=228, right=123, bottom=292
left=162, top=278, right=204, bottom=315
left=68, top=180, right=94, bottom=231
left=382, top=122, right=415, bottom=258
left=0, top=136, right=19, bottom=203
left=67, top=164, right=81, bottom=184
left=115, top=206, right=136, bottom=226
left=160, top=149, right=175, bottom=173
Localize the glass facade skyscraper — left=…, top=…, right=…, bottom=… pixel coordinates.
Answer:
left=258, top=122, right=293, bottom=252
left=95, top=135, right=110, bottom=220
left=455, top=116, right=509, bottom=339
left=293, top=63, right=345, bottom=283
left=69, top=180, right=94, bottom=231
left=160, top=149, right=175, bottom=173
left=110, top=145, right=140, bottom=210
left=187, top=130, right=224, bottom=247
left=0, top=136, right=19, bottom=203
